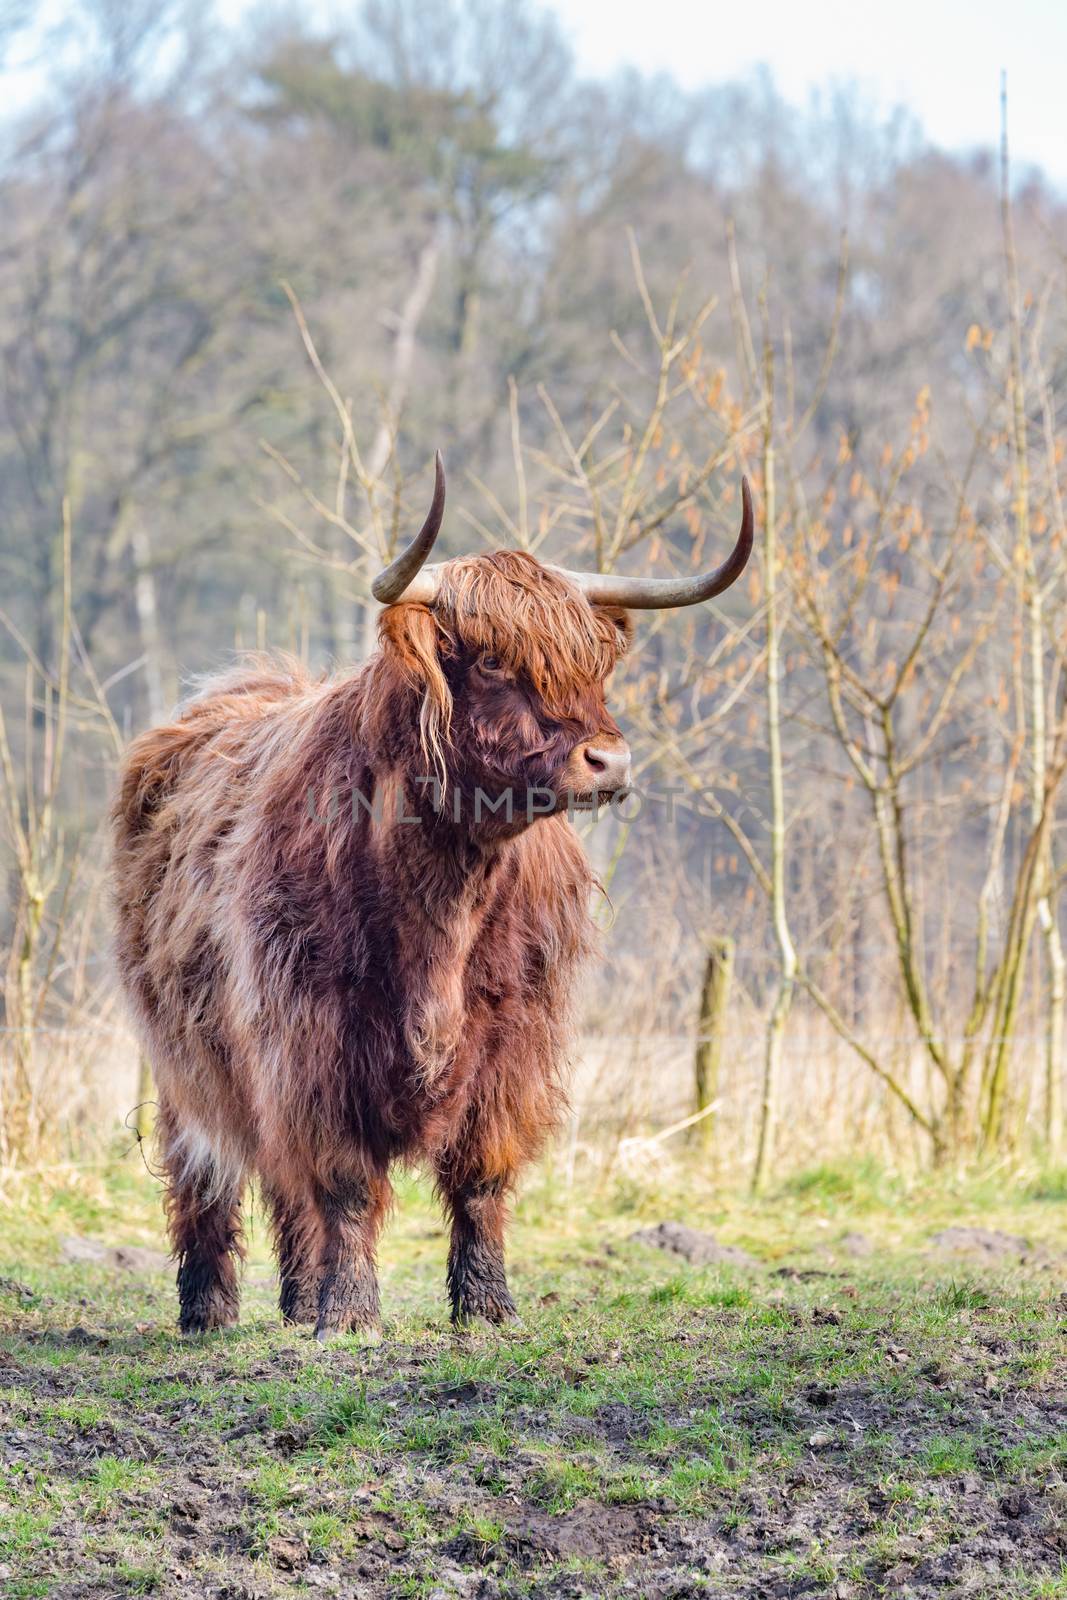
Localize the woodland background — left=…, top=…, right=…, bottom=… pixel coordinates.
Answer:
left=3, top=0, right=1067, bottom=1184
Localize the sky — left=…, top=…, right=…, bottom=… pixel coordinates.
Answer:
left=548, top=0, right=1067, bottom=183
left=8, top=0, right=1067, bottom=186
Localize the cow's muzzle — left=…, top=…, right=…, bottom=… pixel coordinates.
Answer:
left=564, top=737, right=632, bottom=809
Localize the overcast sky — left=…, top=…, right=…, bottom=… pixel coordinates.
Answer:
left=299, top=0, right=1067, bottom=186
left=548, top=0, right=1066, bottom=183
left=10, top=0, right=1067, bottom=187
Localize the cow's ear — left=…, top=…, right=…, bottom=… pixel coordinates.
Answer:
left=377, top=603, right=453, bottom=775
left=595, top=605, right=633, bottom=658
left=379, top=602, right=444, bottom=672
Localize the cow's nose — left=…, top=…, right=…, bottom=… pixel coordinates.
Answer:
left=579, top=740, right=632, bottom=794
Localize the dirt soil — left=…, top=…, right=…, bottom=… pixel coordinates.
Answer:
left=1, top=1174, right=1066, bottom=1598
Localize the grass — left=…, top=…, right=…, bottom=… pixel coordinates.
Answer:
left=0, top=1151, right=1065, bottom=1596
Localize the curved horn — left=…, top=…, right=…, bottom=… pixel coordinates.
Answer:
left=371, top=450, right=446, bottom=604
left=553, top=476, right=754, bottom=609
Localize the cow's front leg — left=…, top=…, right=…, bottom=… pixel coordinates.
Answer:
left=313, top=1171, right=389, bottom=1343
left=437, top=1168, right=518, bottom=1327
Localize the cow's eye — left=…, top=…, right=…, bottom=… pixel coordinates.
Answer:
left=479, top=654, right=504, bottom=675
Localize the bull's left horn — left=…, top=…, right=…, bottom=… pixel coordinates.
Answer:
left=553, top=476, right=754, bottom=609
left=371, top=450, right=446, bottom=605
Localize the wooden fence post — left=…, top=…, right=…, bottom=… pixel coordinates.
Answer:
left=694, top=935, right=735, bottom=1154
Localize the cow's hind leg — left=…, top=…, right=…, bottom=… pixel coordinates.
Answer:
left=313, top=1171, right=390, bottom=1344
left=267, top=1188, right=321, bottom=1326
left=161, top=1123, right=244, bottom=1335
left=436, top=1162, right=518, bottom=1328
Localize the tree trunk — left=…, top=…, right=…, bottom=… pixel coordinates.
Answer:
left=1000, top=77, right=1064, bottom=1157
left=130, top=521, right=168, bottom=725
left=753, top=320, right=796, bottom=1195
left=1043, top=900, right=1065, bottom=1157
left=359, top=227, right=442, bottom=660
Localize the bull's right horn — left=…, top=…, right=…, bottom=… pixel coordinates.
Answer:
left=371, top=450, right=446, bottom=605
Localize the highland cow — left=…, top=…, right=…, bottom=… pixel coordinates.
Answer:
left=111, top=454, right=752, bottom=1339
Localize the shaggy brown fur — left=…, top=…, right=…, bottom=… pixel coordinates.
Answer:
left=112, top=552, right=632, bottom=1336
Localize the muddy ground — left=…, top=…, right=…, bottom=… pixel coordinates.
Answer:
left=1, top=1169, right=1065, bottom=1598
